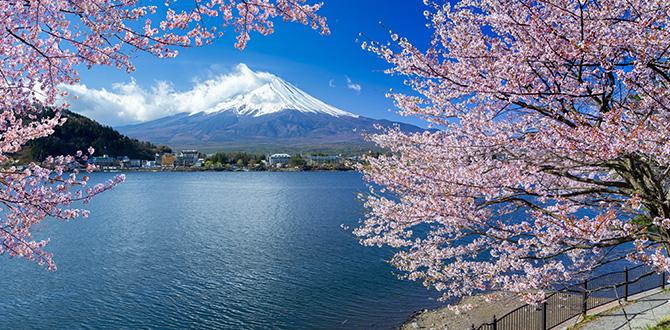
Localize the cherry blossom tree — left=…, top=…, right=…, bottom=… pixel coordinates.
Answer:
left=0, top=0, right=328, bottom=270
left=356, top=0, right=670, bottom=305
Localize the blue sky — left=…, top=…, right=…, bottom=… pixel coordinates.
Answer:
left=70, top=0, right=438, bottom=127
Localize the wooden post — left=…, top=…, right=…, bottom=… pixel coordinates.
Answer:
left=663, top=271, right=666, bottom=290
left=582, top=279, right=588, bottom=316
left=624, top=267, right=629, bottom=301
left=541, top=301, right=548, bottom=330
left=492, top=315, right=497, bottom=330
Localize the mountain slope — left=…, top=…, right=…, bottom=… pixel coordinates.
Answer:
left=25, top=110, right=169, bottom=161
left=116, top=66, right=425, bottom=152
left=118, top=110, right=423, bottom=152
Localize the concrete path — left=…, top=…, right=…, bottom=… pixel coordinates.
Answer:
left=579, top=290, right=670, bottom=329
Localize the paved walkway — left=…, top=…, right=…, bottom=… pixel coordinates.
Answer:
left=579, top=290, right=670, bottom=329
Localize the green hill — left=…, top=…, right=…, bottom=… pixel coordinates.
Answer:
left=24, top=110, right=170, bottom=161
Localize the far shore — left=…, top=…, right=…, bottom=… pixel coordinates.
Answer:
left=90, top=167, right=356, bottom=173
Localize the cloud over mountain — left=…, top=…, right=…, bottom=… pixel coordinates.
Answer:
left=112, top=66, right=424, bottom=151
left=346, top=76, right=362, bottom=93
left=63, top=64, right=309, bottom=126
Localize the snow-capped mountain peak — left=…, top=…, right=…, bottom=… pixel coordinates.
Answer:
left=198, top=65, right=358, bottom=118
left=116, top=64, right=427, bottom=150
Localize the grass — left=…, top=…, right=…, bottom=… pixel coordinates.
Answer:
left=567, top=314, right=600, bottom=330
left=646, top=315, right=670, bottom=330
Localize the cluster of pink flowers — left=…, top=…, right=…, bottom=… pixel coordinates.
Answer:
left=0, top=0, right=327, bottom=269
left=0, top=147, right=125, bottom=271
left=356, top=0, right=670, bottom=306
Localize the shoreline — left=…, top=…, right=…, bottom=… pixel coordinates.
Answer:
left=91, top=167, right=356, bottom=173
left=400, top=293, right=524, bottom=330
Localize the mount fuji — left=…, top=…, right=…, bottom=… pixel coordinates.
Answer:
left=116, top=66, right=424, bottom=152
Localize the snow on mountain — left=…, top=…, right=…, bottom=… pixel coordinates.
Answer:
left=116, top=64, right=426, bottom=151
left=63, top=63, right=358, bottom=126
left=198, top=65, right=357, bottom=118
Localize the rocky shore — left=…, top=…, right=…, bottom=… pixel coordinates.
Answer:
left=401, top=293, right=525, bottom=330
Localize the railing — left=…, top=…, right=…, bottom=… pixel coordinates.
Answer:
left=473, top=265, right=666, bottom=330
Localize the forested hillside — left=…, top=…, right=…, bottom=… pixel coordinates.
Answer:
left=25, top=110, right=170, bottom=161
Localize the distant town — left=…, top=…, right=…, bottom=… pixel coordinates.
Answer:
left=85, top=150, right=369, bottom=172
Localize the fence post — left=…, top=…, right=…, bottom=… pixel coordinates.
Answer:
left=492, top=314, right=497, bottom=330
left=582, top=279, right=588, bottom=316
left=663, top=271, right=666, bottom=290
left=624, top=267, right=629, bottom=301
left=541, top=301, right=547, bottom=330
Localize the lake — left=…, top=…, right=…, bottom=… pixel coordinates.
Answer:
left=0, top=172, right=440, bottom=329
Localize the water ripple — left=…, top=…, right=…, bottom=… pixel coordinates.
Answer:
left=0, top=172, right=440, bottom=329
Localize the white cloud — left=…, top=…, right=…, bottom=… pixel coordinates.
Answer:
left=345, top=76, right=362, bottom=94
left=328, top=79, right=336, bottom=88
left=62, top=63, right=274, bottom=127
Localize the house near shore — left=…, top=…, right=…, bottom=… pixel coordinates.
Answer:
left=143, top=160, right=159, bottom=168
left=268, top=153, right=291, bottom=167
left=126, top=159, right=143, bottom=168
left=89, top=154, right=118, bottom=168
left=160, top=154, right=176, bottom=168
left=176, top=150, right=199, bottom=167
left=308, top=155, right=342, bottom=165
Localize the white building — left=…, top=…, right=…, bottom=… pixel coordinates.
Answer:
left=268, top=153, right=291, bottom=166
left=308, top=155, right=342, bottom=165
left=89, top=155, right=118, bottom=168
left=176, top=150, right=199, bottom=167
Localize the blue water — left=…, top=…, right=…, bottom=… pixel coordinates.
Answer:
left=0, top=172, right=439, bottom=329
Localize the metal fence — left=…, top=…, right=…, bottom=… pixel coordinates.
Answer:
left=473, top=265, right=666, bottom=330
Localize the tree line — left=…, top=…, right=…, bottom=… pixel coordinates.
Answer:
left=26, top=110, right=171, bottom=161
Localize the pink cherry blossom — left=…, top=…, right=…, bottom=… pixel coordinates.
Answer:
left=356, top=0, right=670, bottom=306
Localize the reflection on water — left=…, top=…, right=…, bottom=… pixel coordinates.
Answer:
left=0, top=172, right=439, bottom=329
